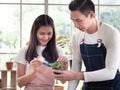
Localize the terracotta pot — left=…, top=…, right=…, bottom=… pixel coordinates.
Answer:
left=6, top=62, right=13, bottom=70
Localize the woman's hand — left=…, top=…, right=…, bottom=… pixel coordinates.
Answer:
left=57, top=56, right=68, bottom=70
left=28, top=58, right=42, bottom=75
left=30, top=58, right=42, bottom=68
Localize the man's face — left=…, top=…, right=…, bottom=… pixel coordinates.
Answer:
left=70, top=10, right=92, bottom=32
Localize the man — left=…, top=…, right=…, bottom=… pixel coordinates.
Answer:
left=53, top=0, right=120, bottom=90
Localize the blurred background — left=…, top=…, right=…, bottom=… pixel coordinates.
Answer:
left=0, top=0, right=120, bottom=89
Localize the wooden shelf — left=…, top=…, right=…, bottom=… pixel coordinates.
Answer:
left=0, top=70, right=16, bottom=90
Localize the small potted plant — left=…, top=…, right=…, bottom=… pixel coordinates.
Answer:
left=6, top=61, right=13, bottom=70
left=50, top=61, right=62, bottom=74
left=50, top=61, right=64, bottom=90
left=6, top=36, right=17, bottom=70
left=6, top=55, right=14, bottom=70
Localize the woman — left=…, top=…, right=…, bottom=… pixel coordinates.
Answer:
left=15, top=14, right=68, bottom=90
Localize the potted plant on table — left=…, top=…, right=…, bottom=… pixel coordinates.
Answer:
left=6, top=37, right=17, bottom=70
left=6, top=55, right=14, bottom=70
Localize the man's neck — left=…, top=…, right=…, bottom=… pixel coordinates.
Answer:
left=87, top=19, right=99, bottom=34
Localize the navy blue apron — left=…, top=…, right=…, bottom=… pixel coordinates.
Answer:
left=80, top=41, right=120, bottom=90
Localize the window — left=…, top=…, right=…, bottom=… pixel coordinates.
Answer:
left=0, top=0, right=72, bottom=70
left=0, top=0, right=120, bottom=90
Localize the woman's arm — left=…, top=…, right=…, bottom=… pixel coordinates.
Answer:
left=17, top=63, right=35, bottom=88
left=17, top=58, right=42, bottom=88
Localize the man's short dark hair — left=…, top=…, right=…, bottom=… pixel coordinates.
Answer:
left=69, top=0, right=95, bottom=16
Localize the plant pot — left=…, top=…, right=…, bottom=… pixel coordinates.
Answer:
left=6, top=62, right=13, bottom=70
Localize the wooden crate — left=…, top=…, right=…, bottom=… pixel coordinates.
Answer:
left=0, top=70, right=16, bottom=90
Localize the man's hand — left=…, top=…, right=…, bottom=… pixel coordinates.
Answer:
left=53, top=70, right=75, bottom=81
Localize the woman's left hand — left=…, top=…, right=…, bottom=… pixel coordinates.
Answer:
left=57, top=56, right=68, bottom=70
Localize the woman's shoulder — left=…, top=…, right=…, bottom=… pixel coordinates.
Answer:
left=15, top=45, right=28, bottom=65
left=19, top=45, right=28, bottom=53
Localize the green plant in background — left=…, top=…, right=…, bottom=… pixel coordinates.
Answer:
left=6, top=37, right=17, bottom=70
left=5, top=35, right=17, bottom=62
left=56, top=35, right=72, bottom=55
left=9, top=54, right=15, bottom=62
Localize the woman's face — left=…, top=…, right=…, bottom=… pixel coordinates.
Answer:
left=37, top=26, right=53, bottom=46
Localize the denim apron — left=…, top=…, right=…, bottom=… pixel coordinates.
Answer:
left=80, top=39, right=120, bottom=90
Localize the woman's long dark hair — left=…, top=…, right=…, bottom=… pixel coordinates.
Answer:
left=26, top=14, right=58, bottom=63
